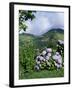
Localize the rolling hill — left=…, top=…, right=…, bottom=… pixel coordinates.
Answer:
left=19, top=28, right=64, bottom=50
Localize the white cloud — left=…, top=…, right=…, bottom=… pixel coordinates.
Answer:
left=20, top=11, right=64, bottom=36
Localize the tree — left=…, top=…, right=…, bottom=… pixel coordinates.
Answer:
left=19, top=10, right=36, bottom=31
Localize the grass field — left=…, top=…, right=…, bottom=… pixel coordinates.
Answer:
left=19, top=68, right=64, bottom=79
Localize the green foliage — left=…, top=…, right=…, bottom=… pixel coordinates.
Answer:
left=19, top=45, right=35, bottom=73
left=19, top=29, right=64, bottom=79
left=19, top=69, right=64, bottom=79
left=19, top=10, right=36, bottom=31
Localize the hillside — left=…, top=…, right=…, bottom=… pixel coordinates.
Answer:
left=42, top=28, right=64, bottom=39
left=19, top=28, right=64, bottom=50
left=19, top=28, right=64, bottom=79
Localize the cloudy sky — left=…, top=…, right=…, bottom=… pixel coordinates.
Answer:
left=19, top=11, right=64, bottom=36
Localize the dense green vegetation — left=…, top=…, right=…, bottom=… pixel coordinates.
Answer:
left=19, top=69, right=64, bottom=79
left=19, top=28, right=64, bottom=79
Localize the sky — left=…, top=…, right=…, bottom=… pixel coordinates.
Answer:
left=19, top=11, right=64, bottom=36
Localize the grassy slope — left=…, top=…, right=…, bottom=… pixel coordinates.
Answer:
left=19, top=28, right=64, bottom=79
left=20, top=69, right=64, bottom=79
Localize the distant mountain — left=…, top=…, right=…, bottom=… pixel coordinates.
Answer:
left=42, top=28, right=63, bottom=36
left=41, top=28, right=64, bottom=39
left=48, top=28, right=64, bottom=33
left=19, top=28, right=64, bottom=50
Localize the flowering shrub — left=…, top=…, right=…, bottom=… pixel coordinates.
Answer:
left=34, top=40, right=64, bottom=71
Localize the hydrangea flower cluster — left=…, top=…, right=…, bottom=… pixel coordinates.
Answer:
left=34, top=48, right=52, bottom=71
left=52, top=52, right=62, bottom=69
left=34, top=40, right=64, bottom=71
